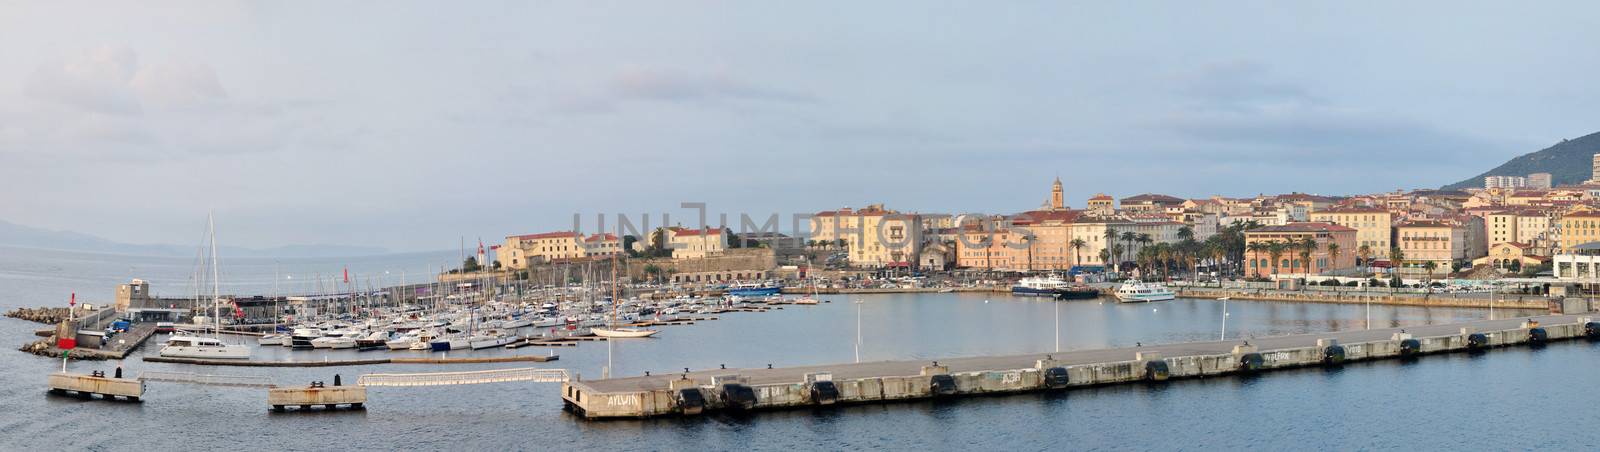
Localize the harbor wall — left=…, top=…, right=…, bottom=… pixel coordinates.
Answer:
left=563, top=318, right=1593, bottom=419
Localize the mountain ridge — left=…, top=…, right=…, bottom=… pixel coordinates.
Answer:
left=1442, top=130, right=1600, bottom=190
left=0, top=218, right=391, bottom=258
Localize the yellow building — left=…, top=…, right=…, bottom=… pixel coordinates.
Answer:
left=499, top=232, right=584, bottom=270
left=1559, top=210, right=1600, bottom=251
left=1396, top=220, right=1468, bottom=269
left=1086, top=194, right=1115, bottom=215
left=667, top=227, right=728, bottom=259
left=1309, top=207, right=1392, bottom=260
left=812, top=204, right=925, bottom=268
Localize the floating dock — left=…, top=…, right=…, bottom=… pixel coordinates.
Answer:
left=561, top=314, right=1598, bottom=419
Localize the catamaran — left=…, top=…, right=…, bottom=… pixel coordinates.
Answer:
left=160, top=214, right=251, bottom=359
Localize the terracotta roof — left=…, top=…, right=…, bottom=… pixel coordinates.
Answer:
left=1313, top=207, right=1388, bottom=214
left=584, top=233, right=619, bottom=242
left=1122, top=193, right=1185, bottom=204
left=1010, top=210, right=1082, bottom=224
left=670, top=227, right=723, bottom=236
left=1248, top=222, right=1357, bottom=233
left=510, top=231, right=577, bottom=240
left=1397, top=220, right=1455, bottom=228
left=1089, top=194, right=1114, bottom=201
left=1563, top=210, right=1600, bottom=219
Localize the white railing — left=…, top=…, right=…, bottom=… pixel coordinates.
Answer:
left=357, top=367, right=569, bottom=387
left=139, top=371, right=275, bottom=388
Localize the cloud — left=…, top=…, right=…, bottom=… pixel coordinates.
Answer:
left=608, top=67, right=813, bottom=104
left=24, top=46, right=144, bottom=115
left=5, top=46, right=302, bottom=160
left=1152, top=61, right=1505, bottom=165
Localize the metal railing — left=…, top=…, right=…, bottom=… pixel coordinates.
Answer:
left=139, top=371, right=275, bottom=388
left=357, top=367, right=569, bottom=387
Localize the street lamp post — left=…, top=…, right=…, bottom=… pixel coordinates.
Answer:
left=855, top=299, right=864, bottom=363
left=1054, top=300, right=1060, bottom=353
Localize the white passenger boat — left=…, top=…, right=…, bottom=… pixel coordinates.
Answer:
left=591, top=327, right=659, bottom=338
left=1114, top=281, right=1176, bottom=303
left=160, top=335, right=251, bottom=359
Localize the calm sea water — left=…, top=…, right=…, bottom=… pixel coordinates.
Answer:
left=2, top=246, right=1597, bottom=451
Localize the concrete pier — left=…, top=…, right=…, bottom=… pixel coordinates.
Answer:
left=268, top=384, right=367, bottom=412
left=560, top=314, right=1598, bottom=419
left=47, top=372, right=145, bottom=402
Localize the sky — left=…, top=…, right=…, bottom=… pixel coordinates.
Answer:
left=2, top=1, right=1599, bottom=252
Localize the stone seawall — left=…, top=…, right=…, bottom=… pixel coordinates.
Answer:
left=1174, top=287, right=1552, bottom=310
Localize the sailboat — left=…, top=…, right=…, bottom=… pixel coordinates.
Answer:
left=794, top=271, right=820, bottom=305
left=590, top=255, right=658, bottom=338
left=161, top=214, right=252, bottom=359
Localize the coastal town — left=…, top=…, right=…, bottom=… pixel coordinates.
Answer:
left=481, top=155, right=1600, bottom=300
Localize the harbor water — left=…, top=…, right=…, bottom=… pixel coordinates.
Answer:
left=2, top=246, right=1597, bottom=450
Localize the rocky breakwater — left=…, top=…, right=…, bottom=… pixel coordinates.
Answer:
left=5, top=307, right=71, bottom=325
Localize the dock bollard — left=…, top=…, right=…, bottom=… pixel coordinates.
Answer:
left=334, top=374, right=342, bottom=386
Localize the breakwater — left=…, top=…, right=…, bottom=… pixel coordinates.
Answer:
left=561, top=314, right=1594, bottom=419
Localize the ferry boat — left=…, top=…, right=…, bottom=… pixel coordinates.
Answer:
left=1054, top=285, right=1102, bottom=300
left=1113, top=281, right=1176, bottom=303
left=159, top=335, right=251, bottom=359
left=726, top=282, right=781, bottom=297
left=1011, top=276, right=1070, bottom=296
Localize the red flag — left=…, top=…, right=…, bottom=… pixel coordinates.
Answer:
left=343, top=268, right=350, bottom=283
left=69, top=292, right=75, bottom=307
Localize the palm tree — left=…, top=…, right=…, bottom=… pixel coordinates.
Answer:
left=1297, top=237, right=1317, bottom=279
left=1422, top=261, right=1439, bottom=294
left=1177, top=225, right=1195, bottom=243
left=1326, top=242, right=1341, bottom=275
left=1097, top=249, right=1111, bottom=268
left=1389, top=246, right=1406, bottom=288
left=1113, top=244, right=1127, bottom=273
left=1023, top=234, right=1036, bottom=272
left=1245, top=241, right=1267, bottom=278
left=1104, top=228, right=1120, bottom=272
left=1137, top=233, right=1153, bottom=254
left=1267, top=241, right=1286, bottom=279
left=1069, top=238, right=1087, bottom=269
left=1120, top=231, right=1138, bottom=259
left=1156, top=244, right=1173, bottom=282
left=1357, top=244, right=1372, bottom=276
left=1208, top=240, right=1228, bottom=282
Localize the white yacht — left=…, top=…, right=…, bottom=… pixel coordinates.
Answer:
left=160, top=335, right=251, bottom=359
left=1114, top=281, right=1176, bottom=303
left=386, top=332, right=420, bottom=350
left=469, top=331, right=518, bottom=349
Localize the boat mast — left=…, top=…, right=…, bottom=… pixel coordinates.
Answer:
left=209, top=213, right=221, bottom=339
left=610, top=253, right=619, bottom=326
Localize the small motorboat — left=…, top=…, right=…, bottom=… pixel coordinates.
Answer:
left=258, top=333, right=289, bottom=346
